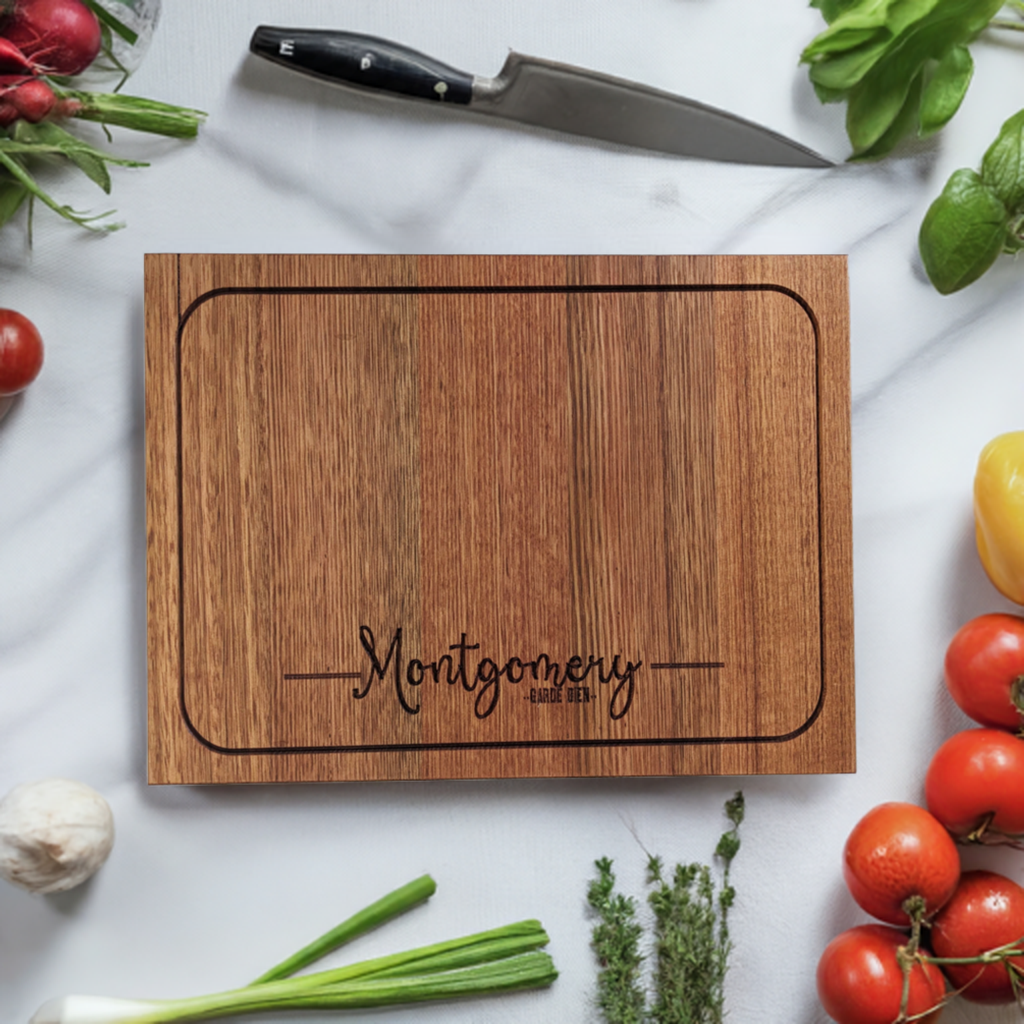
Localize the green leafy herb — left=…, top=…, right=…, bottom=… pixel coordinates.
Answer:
left=30, top=875, right=558, bottom=1023
left=981, top=107, right=1024, bottom=212
left=801, top=0, right=1004, bottom=159
left=588, top=857, right=647, bottom=1024
left=588, top=792, right=744, bottom=1024
left=918, top=43, right=973, bottom=137
left=918, top=169, right=1008, bottom=293
left=803, top=1, right=1024, bottom=292
left=919, top=111, right=1024, bottom=293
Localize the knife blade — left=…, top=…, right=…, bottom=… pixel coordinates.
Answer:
left=249, top=27, right=831, bottom=168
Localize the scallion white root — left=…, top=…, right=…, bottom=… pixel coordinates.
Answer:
left=30, top=996, right=159, bottom=1024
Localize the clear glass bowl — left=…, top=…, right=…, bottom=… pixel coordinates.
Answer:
left=78, top=0, right=162, bottom=84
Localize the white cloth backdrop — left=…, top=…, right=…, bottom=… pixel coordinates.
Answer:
left=1, top=2, right=1023, bottom=1022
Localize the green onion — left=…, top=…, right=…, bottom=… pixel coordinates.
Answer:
left=251, top=873, right=437, bottom=983
left=30, top=878, right=558, bottom=1024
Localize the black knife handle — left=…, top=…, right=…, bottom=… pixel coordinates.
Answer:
left=250, top=27, right=474, bottom=105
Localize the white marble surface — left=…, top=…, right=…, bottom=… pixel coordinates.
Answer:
left=1, top=2, right=1023, bottom=1022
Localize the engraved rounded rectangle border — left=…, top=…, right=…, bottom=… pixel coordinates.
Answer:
left=169, top=280, right=833, bottom=758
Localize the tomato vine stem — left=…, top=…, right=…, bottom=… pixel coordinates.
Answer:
left=959, top=814, right=1024, bottom=851
left=1011, top=676, right=1024, bottom=734
left=895, top=897, right=928, bottom=1023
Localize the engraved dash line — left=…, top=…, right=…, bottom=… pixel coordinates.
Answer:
left=650, top=662, right=725, bottom=670
left=284, top=672, right=363, bottom=680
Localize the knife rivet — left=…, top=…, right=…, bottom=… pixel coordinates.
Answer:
left=434, top=81, right=448, bottom=98
left=360, top=54, right=372, bottom=71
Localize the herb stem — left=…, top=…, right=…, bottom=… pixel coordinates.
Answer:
left=989, top=18, right=1024, bottom=31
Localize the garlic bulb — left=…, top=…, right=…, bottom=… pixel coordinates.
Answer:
left=0, top=778, right=114, bottom=894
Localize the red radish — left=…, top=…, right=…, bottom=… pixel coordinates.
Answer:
left=0, top=99, right=17, bottom=126
left=0, top=0, right=101, bottom=76
left=0, top=35, right=36, bottom=74
left=0, top=73, right=54, bottom=120
left=8, top=76, right=54, bottom=120
left=0, top=72, right=31, bottom=97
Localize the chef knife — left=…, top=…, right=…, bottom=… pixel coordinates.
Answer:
left=249, top=26, right=831, bottom=168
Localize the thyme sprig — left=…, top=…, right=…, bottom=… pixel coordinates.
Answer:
left=588, top=857, right=647, bottom=1024
left=588, top=792, right=744, bottom=1024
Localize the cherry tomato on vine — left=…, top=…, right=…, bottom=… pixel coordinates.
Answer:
left=931, top=870, right=1024, bottom=1004
left=0, top=308, right=44, bottom=397
left=945, top=613, right=1024, bottom=732
left=925, top=728, right=1024, bottom=843
left=817, top=924, right=945, bottom=1023
left=843, top=802, right=960, bottom=926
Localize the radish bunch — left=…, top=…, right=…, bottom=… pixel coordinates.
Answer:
left=0, top=0, right=203, bottom=238
left=0, top=0, right=100, bottom=126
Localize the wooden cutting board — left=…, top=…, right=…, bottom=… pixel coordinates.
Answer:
left=145, top=254, right=853, bottom=783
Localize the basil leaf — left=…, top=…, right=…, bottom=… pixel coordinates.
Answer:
left=845, top=0, right=1002, bottom=154
left=805, top=0, right=1005, bottom=158
left=813, top=81, right=850, bottom=104
left=811, top=0, right=866, bottom=23
left=919, top=44, right=973, bottom=136
left=849, top=69, right=923, bottom=160
left=883, top=0, right=944, bottom=37
left=806, top=37, right=894, bottom=92
left=802, top=1, right=891, bottom=59
left=804, top=26, right=887, bottom=59
left=981, top=108, right=1024, bottom=213
left=918, top=168, right=1009, bottom=294
left=845, top=53, right=921, bottom=151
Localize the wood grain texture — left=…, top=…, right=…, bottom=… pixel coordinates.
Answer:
left=145, top=255, right=853, bottom=783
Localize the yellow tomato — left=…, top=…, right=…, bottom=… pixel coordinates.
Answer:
left=975, top=431, right=1024, bottom=605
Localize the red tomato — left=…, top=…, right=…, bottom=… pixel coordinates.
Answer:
left=945, top=613, right=1024, bottom=732
left=930, top=870, right=1024, bottom=1004
left=843, top=803, right=960, bottom=926
left=0, top=308, right=44, bottom=396
left=817, top=924, right=945, bottom=1023
left=925, top=728, right=1024, bottom=842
